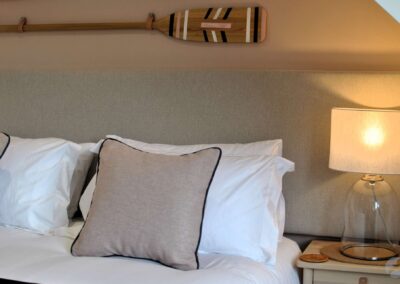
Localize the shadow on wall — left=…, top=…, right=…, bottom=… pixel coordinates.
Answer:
left=272, top=72, right=357, bottom=237
left=309, top=72, right=400, bottom=108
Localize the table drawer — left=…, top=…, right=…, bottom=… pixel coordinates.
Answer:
left=314, top=270, right=399, bottom=284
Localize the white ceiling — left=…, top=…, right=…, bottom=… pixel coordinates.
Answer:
left=375, top=0, right=400, bottom=23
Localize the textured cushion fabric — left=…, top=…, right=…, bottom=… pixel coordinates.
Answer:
left=0, top=136, right=81, bottom=233
left=0, top=133, right=10, bottom=159
left=71, top=139, right=222, bottom=271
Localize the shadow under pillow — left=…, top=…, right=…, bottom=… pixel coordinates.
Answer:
left=71, top=139, right=221, bottom=271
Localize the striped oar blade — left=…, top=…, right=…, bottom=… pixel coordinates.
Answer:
left=154, top=7, right=267, bottom=43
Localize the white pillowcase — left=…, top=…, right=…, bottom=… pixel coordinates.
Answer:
left=199, top=154, right=293, bottom=263
left=80, top=136, right=293, bottom=264
left=91, top=135, right=283, bottom=157
left=0, top=136, right=82, bottom=233
left=67, top=143, right=95, bottom=218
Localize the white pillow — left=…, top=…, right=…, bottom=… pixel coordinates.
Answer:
left=0, top=136, right=81, bottom=233
left=80, top=136, right=293, bottom=264
left=67, top=143, right=95, bottom=218
left=199, top=154, right=293, bottom=264
left=92, top=135, right=283, bottom=157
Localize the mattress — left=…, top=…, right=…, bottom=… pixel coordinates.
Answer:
left=0, top=223, right=300, bottom=284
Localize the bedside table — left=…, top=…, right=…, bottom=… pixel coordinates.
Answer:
left=297, top=241, right=400, bottom=284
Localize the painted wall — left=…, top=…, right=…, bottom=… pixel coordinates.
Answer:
left=0, top=0, right=399, bottom=71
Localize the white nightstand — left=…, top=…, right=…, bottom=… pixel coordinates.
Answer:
left=297, top=240, right=400, bottom=284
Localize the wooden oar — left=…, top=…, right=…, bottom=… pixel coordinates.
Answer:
left=0, top=6, right=267, bottom=44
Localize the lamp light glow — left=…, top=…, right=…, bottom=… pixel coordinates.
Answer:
left=363, top=126, right=384, bottom=147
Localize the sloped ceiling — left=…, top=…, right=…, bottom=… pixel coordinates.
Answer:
left=375, top=0, right=400, bottom=23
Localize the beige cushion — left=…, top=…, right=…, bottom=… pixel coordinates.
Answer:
left=0, top=132, right=10, bottom=159
left=71, top=139, right=221, bottom=271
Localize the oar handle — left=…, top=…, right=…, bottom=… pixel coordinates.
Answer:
left=0, top=16, right=151, bottom=33
left=0, top=22, right=148, bottom=33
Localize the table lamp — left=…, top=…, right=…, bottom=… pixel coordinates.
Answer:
left=329, top=108, right=400, bottom=261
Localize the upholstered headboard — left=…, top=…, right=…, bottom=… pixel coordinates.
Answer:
left=1, top=70, right=399, bottom=240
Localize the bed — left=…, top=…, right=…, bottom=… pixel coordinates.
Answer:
left=0, top=133, right=300, bottom=283
left=0, top=223, right=300, bottom=284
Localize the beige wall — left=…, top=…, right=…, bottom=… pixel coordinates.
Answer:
left=0, top=0, right=399, bottom=71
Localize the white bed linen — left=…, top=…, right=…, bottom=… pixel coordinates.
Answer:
left=0, top=224, right=300, bottom=284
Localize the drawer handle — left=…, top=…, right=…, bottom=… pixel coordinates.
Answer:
left=359, top=277, right=368, bottom=284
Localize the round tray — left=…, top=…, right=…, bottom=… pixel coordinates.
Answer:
left=321, top=243, right=400, bottom=266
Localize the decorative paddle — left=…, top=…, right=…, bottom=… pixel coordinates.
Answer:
left=0, top=6, right=267, bottom=43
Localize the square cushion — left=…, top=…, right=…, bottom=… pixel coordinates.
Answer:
left=0, top=132, right=10, bottom=159
left=80, top=136, right=293, bottom=264
left=71, top=139, right=221, bottom=271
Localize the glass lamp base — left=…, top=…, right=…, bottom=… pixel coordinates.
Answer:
left=340, top=243, right=399, bottom=261
left=341, top=175, right=400, bottom=255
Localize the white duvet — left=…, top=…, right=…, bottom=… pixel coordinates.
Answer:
left=0, top=224, right=300, bottom=284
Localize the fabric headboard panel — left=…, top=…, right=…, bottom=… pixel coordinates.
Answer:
left=1, top=70, right=399, bottom=237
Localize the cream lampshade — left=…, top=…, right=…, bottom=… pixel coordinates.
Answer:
left=329, top=108, right=400, bottom=262
left=330, top=108, right=400, bottom=175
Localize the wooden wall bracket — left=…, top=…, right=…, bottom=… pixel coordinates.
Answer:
left=146, top=13, right=155, bottom=30
left=18, top=17, right=27, bottom=33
